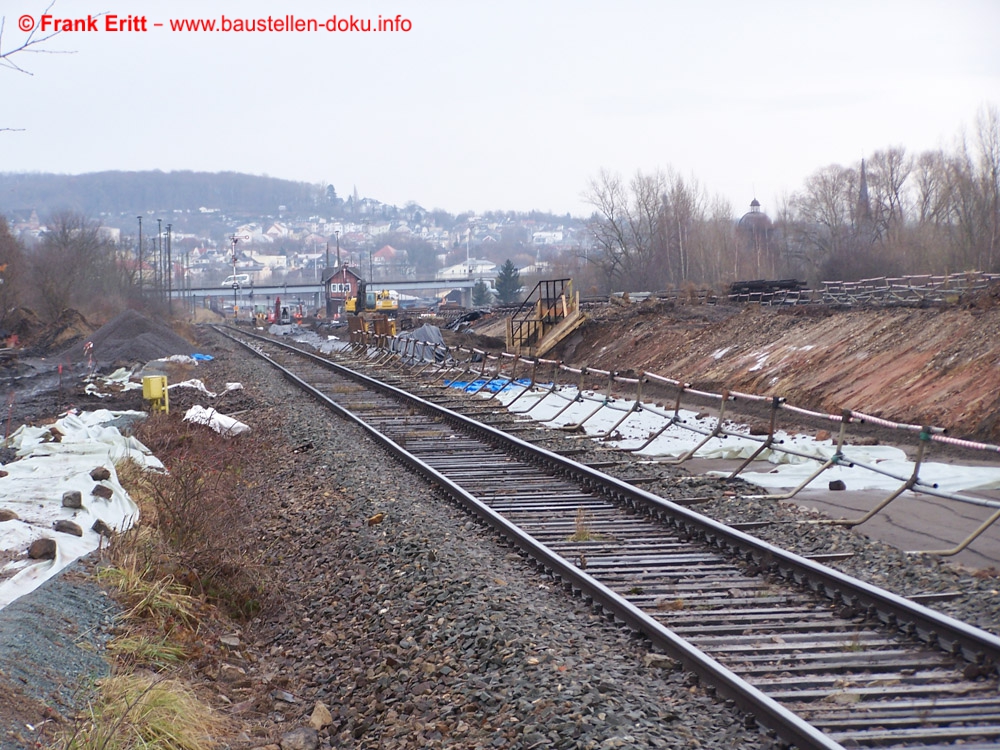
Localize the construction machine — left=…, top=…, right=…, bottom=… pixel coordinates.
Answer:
left=345, top=279, right=398, bottom=342
left=273, top=296, right=292, bottom=325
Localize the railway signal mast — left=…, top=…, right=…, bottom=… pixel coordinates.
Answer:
left=228, top=234, right=250, bottom=320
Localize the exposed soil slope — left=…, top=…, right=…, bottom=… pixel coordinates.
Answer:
left=477, top=298, right=1000, bottom=443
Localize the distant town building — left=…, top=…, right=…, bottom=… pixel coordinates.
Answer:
left=735, top=198, right=774, bottom=280
left=532, top=230, right=564, bottom=245
left=435, top=258, right=497, bottom=281
left=324, top=265, right=364, bottom=318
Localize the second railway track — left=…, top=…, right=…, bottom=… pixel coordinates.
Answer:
left=214, top=325, right=1000, bottom=750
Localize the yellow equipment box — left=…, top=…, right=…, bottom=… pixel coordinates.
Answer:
left=142, top=375, right=169, bottom=414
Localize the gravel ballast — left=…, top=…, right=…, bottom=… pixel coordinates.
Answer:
left=213, top=332, right=998, bottom=748
left=214, top=333, right=769, bottom=748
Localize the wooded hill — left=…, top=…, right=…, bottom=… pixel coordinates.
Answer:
left=0, top=171, right=323, bottom=216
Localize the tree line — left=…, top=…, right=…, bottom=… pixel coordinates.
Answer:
left=0, top=171, right=321, bottom=217
left=0, top=211, right=145, bottom=330
left=577, top=105, right=1000, bottom=294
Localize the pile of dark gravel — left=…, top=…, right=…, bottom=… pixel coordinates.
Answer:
left=59, top=309, right=195, bottom=368
left=0, top=561, right=117, bottom=750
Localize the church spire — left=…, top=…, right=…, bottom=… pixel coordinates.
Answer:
left=858, top=158, right=871, bottom=220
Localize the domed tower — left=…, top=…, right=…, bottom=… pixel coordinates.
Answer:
left=736, top=197, right=774, bottom=280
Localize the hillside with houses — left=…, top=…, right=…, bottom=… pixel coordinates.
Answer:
left=2, top=171, right=590, bottom=294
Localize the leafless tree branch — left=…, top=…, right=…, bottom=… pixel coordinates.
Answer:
left=0, top=1, right=69, bottom=76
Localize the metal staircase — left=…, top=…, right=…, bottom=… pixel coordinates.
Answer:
left=505, top=278, right=585, bottom=357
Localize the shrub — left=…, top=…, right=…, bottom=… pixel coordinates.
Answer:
left=115, top=415, right=275, bottom=620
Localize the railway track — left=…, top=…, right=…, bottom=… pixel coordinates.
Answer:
left=214, top=325, right=1000, bottom=749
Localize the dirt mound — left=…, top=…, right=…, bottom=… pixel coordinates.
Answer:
left=960, top=279, right=1000, bottom=311
left=59, top=309, right=195, bottom=368
left=21, top=308, right=94, bottom=356
left=0, top=307, right=42, bottom=343
left=527, top=300, right=1000, bottom=444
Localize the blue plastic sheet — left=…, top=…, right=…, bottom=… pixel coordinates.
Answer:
left=444, top=377, right=533, bottom=394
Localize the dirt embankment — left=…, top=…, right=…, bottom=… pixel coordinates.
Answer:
left=526, top=299, right=1000, bottom=444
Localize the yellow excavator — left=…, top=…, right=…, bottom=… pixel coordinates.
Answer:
left=346, top=280, right=398, bottom=341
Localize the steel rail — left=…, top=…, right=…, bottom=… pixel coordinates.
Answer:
left=215, top=325, right=844, bottom=749
left=236, top=326, right=1000, bottom=664
left=214, top=325, right=1000, bottom=748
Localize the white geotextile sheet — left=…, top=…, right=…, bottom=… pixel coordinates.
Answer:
left=0, top=410, right=159, bottom=609
left=490, top=386, right=1000, bottom=494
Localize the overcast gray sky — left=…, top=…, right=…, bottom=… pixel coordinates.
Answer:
left=2, top=0, right=998, bottom=217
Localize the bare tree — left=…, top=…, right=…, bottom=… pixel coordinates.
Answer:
left=660, top=173, right=702, bottom=286
left=0, top=217, right=25, bottom=327
left=626, top=170, right=669, bottom=289
left=788, top=160, right=911, bottom=280
left=772, top=194, right=817, bottom=282
left=788, top=164, right=857, bottom=277
left=868, top=147, right=911, bottom=248
left=27, top=212, right=120, bottom=320
left=913, top=150, right=950, bottom=226
left=919, top=108, right=1000, bottom=274
left=694, top=195, right=735, bottom=285
left=907, top=150, right=952, bottom=271
left=3, top=4, right=68, bottom=63
left=582, top=170, right=626, bottom=292
left=585, top=168, right=710, bottom=293
left=974, top=104, right=1000, bottom=271
left=950, top=145, right=979, bottom=269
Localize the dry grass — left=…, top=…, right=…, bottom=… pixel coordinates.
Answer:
left=568, top=507, right=612, bottom=543
left=569, top=507, right=594, bottom=542
left=169, top=320, right=204, bottom=345
left=97, top=562, right=201, bottom=631
left=105, top=635, right=190, bottom=671
left=116, top=415, right=274, bottom=620
left=57, top=674, right=230, bottom=750
left=50, top=412, right=279, bottom=748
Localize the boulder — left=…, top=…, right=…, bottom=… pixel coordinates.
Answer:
left=28, top=538, right=56, bottom=559
left=279, top=726, right=318, bottom=750
left=54, top=519, right=83, bottom=536
left=91, top=485, right=114, bottom=500
left=309, top=701, right=333, bottom=730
